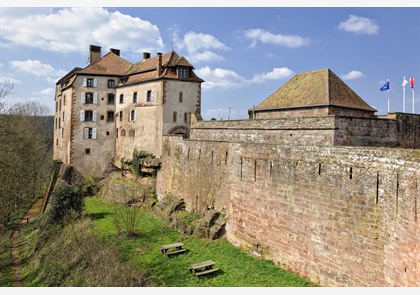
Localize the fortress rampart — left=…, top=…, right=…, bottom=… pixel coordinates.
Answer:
left=156, top=114, right=420, bottom=286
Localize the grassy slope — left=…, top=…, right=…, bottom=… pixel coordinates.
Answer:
left=0, top=232, right=14, bottom=286
left=85, top=196, right=316, bottom=287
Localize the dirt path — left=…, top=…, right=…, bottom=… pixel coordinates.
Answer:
left=11, top=197, right=45, bottom=287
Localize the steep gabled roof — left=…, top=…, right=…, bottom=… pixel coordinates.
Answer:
left=122, top=51, right=203, bottom=85
left=126, top=51, right=174, bottom=75
left=252, top=68, right=376, bottom=112
left=78, top=51, right=132, bottom=76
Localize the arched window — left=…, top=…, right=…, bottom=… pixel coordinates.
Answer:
left=121, top=128, right=126, bottom=137
left=129, top=129, right=135, bottom=137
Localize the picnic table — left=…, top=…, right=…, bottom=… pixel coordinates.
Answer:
left=188, top=260, right=220, bottom=276
left=160, top=242, right=187, bottom=256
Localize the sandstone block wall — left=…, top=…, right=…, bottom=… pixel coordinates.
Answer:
left=157, top=135, right=420, bottom=286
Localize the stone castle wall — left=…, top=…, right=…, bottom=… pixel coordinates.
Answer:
left=157, top=121, right=420, bottom=286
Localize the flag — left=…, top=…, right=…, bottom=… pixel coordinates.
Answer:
left=410, top=77, right=414, bottom=88
left=402, top=77, right=408, bottom=87
left=380, top=81, right=389, bottom=91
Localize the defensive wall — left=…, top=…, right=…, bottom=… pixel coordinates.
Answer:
left=156, top=113, right=420, bottom=286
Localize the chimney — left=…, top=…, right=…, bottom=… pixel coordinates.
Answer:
left=89, top=45, right=101, bottom=65
left=110, top=48, right=120, bottom=56
left=143, top=52, right=151, bottom=60
left=157, top=52, right=162, bottom=76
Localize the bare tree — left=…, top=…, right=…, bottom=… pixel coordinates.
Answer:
left=0, top=85, right=53, bottom=231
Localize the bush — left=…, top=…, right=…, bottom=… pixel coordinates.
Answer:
left=48, top=185, right=84, bottom=224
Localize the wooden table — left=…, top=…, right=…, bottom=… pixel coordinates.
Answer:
left=188, top=260, right=219, bottom=276
left=160, top=242, right=187, bottom=256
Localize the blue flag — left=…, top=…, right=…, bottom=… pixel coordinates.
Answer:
left=380, top=81, right=390, bottom=91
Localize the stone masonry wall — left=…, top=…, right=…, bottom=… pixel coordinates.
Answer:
left=157, top=135, right=420, bottom=286
left=190, top=114, right=420, bottom=149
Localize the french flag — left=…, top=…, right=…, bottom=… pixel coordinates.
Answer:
left=410, top=77, right=414, bottom=88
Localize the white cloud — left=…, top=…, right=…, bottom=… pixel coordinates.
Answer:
left=175, top=31, right=230, bottom=63
left=204, top=108, right=249, bottom=120
left=341, top=70, right=365, bottom=80
left=0, top=8, right=164, bottom=55
left=196, top=66, right=293, bottom=90
left=196, top=66, right=247, bottom=89
left=9, top=60, right=66, bottom=82
left=251, top=67, right=294, bottom=83
left=338, top=15, right=379, bottom=35
left=244, top=28, right=310, bottom=48
left=34, top=88, right=55, bottom=96
left=0, top=75, right=22, bottom=85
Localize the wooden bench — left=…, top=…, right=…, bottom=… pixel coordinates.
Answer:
left=188, top=260, right=220, bottom=276
left=160, top=242, right=187, bottom=256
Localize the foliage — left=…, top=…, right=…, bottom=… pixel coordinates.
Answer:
left=84, top=197, right=316, bottom=287
left=0, top=87, right=53, bottom=230
left=47, top=185, right=84, bottom=224
left=19, top=217, right=148, bottom=287
left=0, top=231, right=14, bottom=286
left=81, top=176, right=97, bottom=197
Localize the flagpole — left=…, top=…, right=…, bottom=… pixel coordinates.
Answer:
left=388, top=89, right=390, bottom=113
left=413, top=88, right=415, bottom=114
left=403, top=84, right=406, bottom=113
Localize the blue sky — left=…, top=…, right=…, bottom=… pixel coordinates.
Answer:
left=1, top=2, right=420, bottom=119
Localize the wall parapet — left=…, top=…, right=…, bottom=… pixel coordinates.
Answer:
left=157, top=133, right=420, bottom=287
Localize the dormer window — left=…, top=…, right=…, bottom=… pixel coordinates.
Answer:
left=179, top=68, right=187, bottom=80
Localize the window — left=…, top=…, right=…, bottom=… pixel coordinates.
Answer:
left=133, top=92, right=138, bottom=103
left=129, top=129, right=135, bottom=137
left=59, top=99, right=62, bottom=112
left=179, top=68, right=187, bottom=79
left=146, top=90, right=152, bottom=102
left=179, top=92, right=183, bottom=103
left=82, top=92, right=97, bottom=104
left=119, top=94, right=124, bottom=104
left=85, top=148, right=91, bottom=154
left=108, top=94, right=115, bottom=105
left=173, top=111, right=177, bottom=123
left=119, top=111, right=123, bottom=122
left=83, top=127, right=97, bottom=139
left=87, top=78, right=94, bottom=87
left=85, top=93, right=94, bottom=103
left=184, top=112, right=188, bottom=123
left=107, top=111, right=115, bottom=122
left=108, top=79, right=115, bottom=89
left=84, top=110, right=94, bottom=122
left=130, top=109, right=136, bottom=121
left=62, top=111, right=65, bottom=122
left=100, top=115, right=104, bottom=120
left=55, top=101, right=58, bottom=112
left=121, top=129, right=126, bottom=137
left=80, top=110, right=96, bottom=122
left=63, top=95, right=66, bottom=106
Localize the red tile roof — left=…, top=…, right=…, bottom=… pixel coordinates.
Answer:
left=252, top=68, right=376, bottom=112
left=79, top=51, right=133, bottom=76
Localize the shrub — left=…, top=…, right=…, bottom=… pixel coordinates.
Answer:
left=48, top=185, right=84, bottom=224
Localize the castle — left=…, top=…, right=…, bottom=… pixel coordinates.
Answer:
left=54, top=51, right=420, bottom=286
left=53, top=45, right=203, bottom=176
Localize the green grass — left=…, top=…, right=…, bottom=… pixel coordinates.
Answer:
left=0, top=231, right=14, bottom=286
left=84, top=196, right=316, bottom=287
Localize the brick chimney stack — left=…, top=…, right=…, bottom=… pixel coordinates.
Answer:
left=110, top=48, right=120, bottom=56
left=157, top=52, right=162, bottom=77
left=89, top=45, right=101, bottom=65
